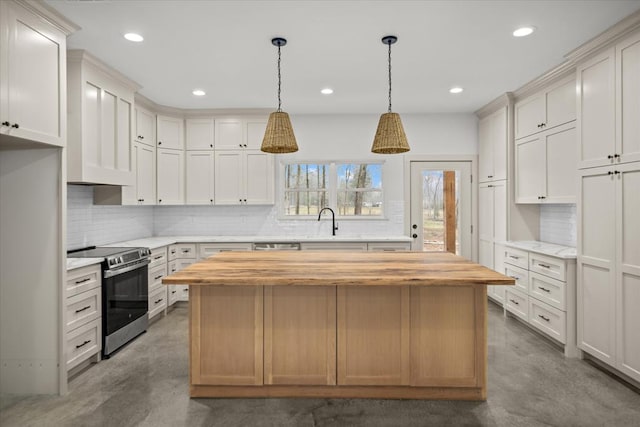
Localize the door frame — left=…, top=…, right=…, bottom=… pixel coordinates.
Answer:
left=404, top=155, right=478, bottom=262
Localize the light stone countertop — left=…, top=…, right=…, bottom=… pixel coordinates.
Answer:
left=503, top=240, right=577, bottom=260
left=66, top=257, right=103, bottom=271
left=105, top=235, right=413, bottom=250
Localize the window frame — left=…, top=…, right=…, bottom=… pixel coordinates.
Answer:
left=278, top=160, right=387, bottom=220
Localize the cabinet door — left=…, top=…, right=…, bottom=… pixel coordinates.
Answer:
left=545, top=123, right=577, bottom=203
left=478, top=115, right=493, bottom=182
left=617, top=33, right=640, bottom=165
left=0, top=2, right=66, bottom=146
left=516, top=136, right=546, bottom=203
left=135, top=107, right=154, bottom=145
left=478, top=184, right=494, bottom=242
left=137, top=143, right=156, bottom=205
left=157, top=148, right=184, bottom=204
left=186, top=151, right=214, bottom=204
left=491, top=107, right=508, bottom=181
left=578, top=168, right=616, bottom=364
left=493, top=181, right=507, bottom=242
left=120, top=143, right=138, bottom=205
left=186, top=118, right=214, bottom=150
left=214, top=119, right=243, bottom=150
left=214, top=151, right=243, bottom=204
left=545, top=77, right=576, bottom=130
left=245, top=119, right=267, bottom=150
left=265, top=286, right=336, bottom=385
left=616, top=165, right=640, bottom=382
left=245, top=151, right=274, bottom=205
left=577, top=48, right=616, bottom=169
left=515, top=94, right=545, bottom=140
left=116, top=98, right=132, bottom=174
left=157, top=115, right=184, bottom=150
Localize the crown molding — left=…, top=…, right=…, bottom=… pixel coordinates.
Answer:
left=511, top=62, right=576, bottom=101
left=474, top=93, right=513, bottom=119
left=134, top=93, right=271, bottom=117
left=68, top=50, right=142, bottom=92
left=15, top=0, right=81, bottom=35
left=565, top=9, right=640, bottom=64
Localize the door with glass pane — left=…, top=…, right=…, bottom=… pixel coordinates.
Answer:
left=409, top=161, right=471, bottom=258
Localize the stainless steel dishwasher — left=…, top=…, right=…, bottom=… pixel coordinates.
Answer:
left=252, top=242, right=301, bottom=251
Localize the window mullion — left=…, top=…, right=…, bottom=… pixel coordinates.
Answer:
left=329, top=162, right=338, bottom=212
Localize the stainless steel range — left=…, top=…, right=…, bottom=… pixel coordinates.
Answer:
left=67, top=246, right=151, bottom=357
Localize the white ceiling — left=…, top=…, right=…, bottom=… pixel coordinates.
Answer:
left=47, top=0, right=640, bottom=114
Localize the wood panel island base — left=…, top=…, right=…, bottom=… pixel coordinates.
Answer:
left=163, top=251, right=514, bottom=400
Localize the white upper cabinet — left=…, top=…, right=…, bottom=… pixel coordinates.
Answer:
left=515, top=76, right=576, bottom=140
left=478, top=107, right=507, bottom=182
left=0, top=1, right=74, bottom=147
left=186, top=151, right=214, bottom=204
left=186, top=118, right=214, bottom=150
left=214, top=150, right=274, bottom=205
left=157, top=148, right=184, bottom=204
left=157, top=115, right=184, bottom=150
left=214, top=118, right=267, bottom=150
left=616, top=32, right=640, bottom=165
left=67, top=50, right=138, bottom=185
left=136, top=143, right=156, bottom=205
left=135, top=107, right=155, bottom=146
left=516, top=122, right=576, bottom=203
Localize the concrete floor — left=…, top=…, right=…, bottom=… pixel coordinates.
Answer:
left=2, top=303, right=639, bottom=427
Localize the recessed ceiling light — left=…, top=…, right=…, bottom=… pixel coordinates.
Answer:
left=124, top=33, right=144, bottom=42
left=321, top=88, right=334, bottom=95
left=513, top=27, right=535, bottom=37
left=192, top=89, right=206, bottom=96
left=449, top=87, right=463, bottom=94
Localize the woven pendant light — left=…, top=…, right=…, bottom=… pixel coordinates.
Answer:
left=261, top=37, right=298, bottom=154
left=371, top=35, right=410, bottom=154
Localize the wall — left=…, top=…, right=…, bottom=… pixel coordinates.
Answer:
left=67, top=113, right=478, bottom=244
left=539, top=204, right=576, bottom=247
left=67, top=185, right=153, bottom=249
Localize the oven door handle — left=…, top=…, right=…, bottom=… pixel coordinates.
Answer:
left=103, top=259, right=150, bottom=279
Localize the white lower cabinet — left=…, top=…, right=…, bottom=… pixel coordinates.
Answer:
left=366, top=242, right=411, bottom=251
left=168, top=243, right=199, bottom=302
left=149, top=287, right=167, bottom=319
left=504, top=245, right=578, bottom=357
left=66, top=264, right=102, bottom=372
left=198, top=242, right=252, bottom=260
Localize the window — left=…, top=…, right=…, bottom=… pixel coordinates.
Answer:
left=282, top=162, right=383, bottom=218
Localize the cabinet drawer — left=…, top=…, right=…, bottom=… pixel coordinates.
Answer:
left=529, top=271, right=566, bottom=311
left=504, top=264, right=529, bottom=293
left=66, top=287, right=101, bottom=333
left=167, top=285, right=180, bottom=306
left=529, top=298, right=566, bottom=344
left=169, top=243, right=197, bottom=260
left=529, top=253, right=566, bottom=282
left=505, top=288, right=529, bottom=322
left=300, top=242, right=368, bottom=251
left=198, top=242, right=252, bottom=259
left=504, top=247, right=529, bottom=269
left=149, top=246, right=167, bottom=269
left=367, top=242, right=411, bottom=251
left=167, top=260, right=178, bottom=275
left=148, top=264, right=167, bottom=294
left=66, top=264, right=101, bottom=297
left=149, top=287, right=167, bottom=319
left=66, top=318, right=101, bottom=371
left=177, top=284, right=190, bottom=301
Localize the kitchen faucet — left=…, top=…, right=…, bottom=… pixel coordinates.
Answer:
left=318, top=207, right=338, bottom=236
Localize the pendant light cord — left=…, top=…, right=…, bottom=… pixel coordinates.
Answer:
left=387, top=41, right=392, bottom=113
left=277, top=44, right=282, bottom=112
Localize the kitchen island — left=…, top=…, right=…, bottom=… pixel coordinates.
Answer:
left=163, top=251, right=514, bottom=400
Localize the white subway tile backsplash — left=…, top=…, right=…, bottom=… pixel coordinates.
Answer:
left=539, top=204, right=576, bottom=247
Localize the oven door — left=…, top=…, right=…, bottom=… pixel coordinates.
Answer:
left=103, top=262, right=149, bottom=336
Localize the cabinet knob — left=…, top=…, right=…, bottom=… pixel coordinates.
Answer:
left=614, top=154, right=620, bottom=159
left=541, top=123, right=546, bottom=127
left=487, top=175, right=493, bottom=178
left=239, top=199, right=242, bottom=202
left=159, top=199, right=162, bottom=203
left=239, top=144, right=242, bottom=147
left=608, top=155, right=613, bottom=159
left=608, top=171, right=613, bottom=175
left=210, top=199, right=213, bottom=203
left=412, top=233, right=418, bottom=239
left=412, top=224, right=418, bottom=229
left=140, top=136, right=144, bottom=139
left=614, top=170, right=620, bottom=175
left=244, top=199, right=247, bottom=203
left=243, top=144, right=247, bottom=148
left=11, top=123, right=19, bottom=129
left=210, top=144, right=213, bottom=148
left=1, top=121, right=9, bottom=126
left=158, top=141, right=162, bottom=145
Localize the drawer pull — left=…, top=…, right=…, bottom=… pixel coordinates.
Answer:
left=538, top=263, right=551, bottom=269
left=171, top=250, right=176, bottom=254
left=154, top=298, right=164, bottom=304
left=183, top=289, right=189, bottom=292
left=539, top=287, right=551, bottom=293
left=75, top=305, right=91, bottom=314
left=509, top=299, right=520, bottom=305
left=538, top=314, right=550, bottom=322
left=74, top=277, right=91, bottom=284
left=509, top=275, right=520, bottom=280
left=181, top=249, right=191, bottom=253
left=508, top=255, right=520, bottom=260
left=75, top=339, right=91, bottom=349
left=171, top=269, right=176, bottom=272
left=171, top=290, right=177, bottom=294
left=154, top=275, right=163, bottom=280
left=154, top=256, right=163, bottom=260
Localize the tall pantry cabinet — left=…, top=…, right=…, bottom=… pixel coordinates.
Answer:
left=577, top=30, right=640, bottom=383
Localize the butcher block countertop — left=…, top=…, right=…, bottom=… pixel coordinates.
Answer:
left=163, top=251, right=515, bottom=287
